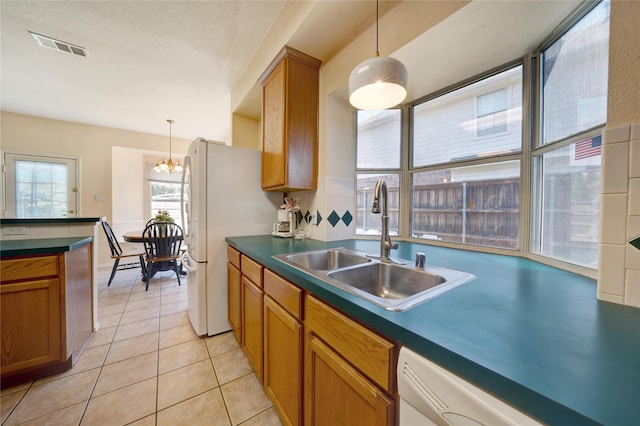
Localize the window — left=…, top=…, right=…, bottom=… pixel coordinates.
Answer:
left=411, top=65, right=523, bottom=249
left=353, top=1, right=608, bottom=274
left=356, top=109, right=401, bottom=169
left=541, top=1, right=610, bottom=144
left=411, top=161, right=520, bottom=249
left=3, top=153, right=78, bottom=218
left=476, top=89, right=508, bottom=137
left=356, top=173, right=400, bottom=236
left=412, top=66, right=522, bottom=168
left=532, top=0, right=609, bottom=267
left=147, top=162, right=184, bottom=226
left=150, top=182, right=183, bottom=226
left=355, top=110, right=401, bottom=236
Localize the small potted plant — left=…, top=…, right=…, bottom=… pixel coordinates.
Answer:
left=153, top=210, right=174, bottom=223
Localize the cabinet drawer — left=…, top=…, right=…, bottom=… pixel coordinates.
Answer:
left=305, top=295, right=395, bottom=393
left=241, top=255, right=263, bottom=287
left=227, top=246, right=241, bottom=269
left=264, top=269, right=303, bottom=320
left=1, top=255, right=60, bottom=283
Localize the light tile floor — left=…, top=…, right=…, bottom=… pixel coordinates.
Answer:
left=1, top=266, right=283, bottom=426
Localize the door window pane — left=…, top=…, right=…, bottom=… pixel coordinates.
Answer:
left=413, top=66, right=522, bottom=167
left=356, top=174, right=400, bottom=236
left=541, top=0, right=609, bottom=144
left=411, top=161, right=520, bottom=249
left=15, top=160, right=68, bottom=218
left=357, top=109, right=401, bottom=169
left=532, top=137, right=601, bottom=267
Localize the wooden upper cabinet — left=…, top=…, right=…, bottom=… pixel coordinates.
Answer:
left=259, top=46, right=321, bottom=192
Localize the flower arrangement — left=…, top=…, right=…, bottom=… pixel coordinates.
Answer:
left=280, top=196, right=300, bottom=211
left=153, top=210, right=174, bottom=223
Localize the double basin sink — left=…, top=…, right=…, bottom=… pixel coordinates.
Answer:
left=273, top=248, right=475, bottom=311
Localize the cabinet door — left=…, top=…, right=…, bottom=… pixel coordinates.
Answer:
left=264, top=296, right=302, bottom=426
left=262, top=60, right=286, bottom=189
left=242, top=276, right=263, bottom=381
left=1, top=278, right=62, bottom=374
left=227, top=262, right=242, bottom=343
left=305, top=333, right=394, bottom=426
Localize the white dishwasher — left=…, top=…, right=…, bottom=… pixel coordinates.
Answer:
left=397, top=347, right=542, bottom=426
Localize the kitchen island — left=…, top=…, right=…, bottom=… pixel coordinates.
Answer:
left=1, top=237, right=94, bottom=387
left=226, top=235, right=640, bottom=425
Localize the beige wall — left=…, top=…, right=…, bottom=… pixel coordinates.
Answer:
left=0, top=111, right=190, bottom=265
left=606, top=1, right=640, bottom=127
left=231, top=113, right=261, bottom=150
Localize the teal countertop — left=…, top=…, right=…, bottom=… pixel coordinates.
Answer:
left=0, top=217, right=102, bottom=225
left=1, top=237, right=93, bottom=257
left=226, top=235, right=640, bottom=426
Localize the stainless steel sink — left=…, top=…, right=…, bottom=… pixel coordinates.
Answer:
left=273, top=248, right=475, bottom=311
left=327, top=263, right=445, bottom=299
left=281, top=248, right=371, bottom=271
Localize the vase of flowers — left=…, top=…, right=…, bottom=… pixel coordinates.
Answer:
left=153, top=210, right=174, bottom=223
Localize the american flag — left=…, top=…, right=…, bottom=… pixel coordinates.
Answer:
left=574, top=135, right=602, bottom=160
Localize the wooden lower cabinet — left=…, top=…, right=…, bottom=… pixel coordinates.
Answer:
left=242, top=276, right=263, bottom=381
left=227, top=261, right=242, bottom=343
left=225, top=247, right=398, bottom=425
left=305, top=333, right=394, bottom=426
left=264, top=295, right=303, bottom=426
left=1, top=274, right=62, bottom=375
left=305, top=295, right=396, bottom=426
left=1, top=243, right=94, bottom=386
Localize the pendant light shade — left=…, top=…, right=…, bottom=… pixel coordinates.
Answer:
left=349, top=55, right=407, bottom=110
left=348, top=0, right=408, bottom=110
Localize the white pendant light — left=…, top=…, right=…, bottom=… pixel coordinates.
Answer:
left=348, top=0, right=408, bottom=110
left=153, top=119, right=183, bottom=174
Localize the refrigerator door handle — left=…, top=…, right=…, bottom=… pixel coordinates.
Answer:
left=182, top=251, right=198, bottom=273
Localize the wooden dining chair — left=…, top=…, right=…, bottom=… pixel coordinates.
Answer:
left=101, top=221, right=146, bottom=286
left=142, top=221, right=183, bottom=291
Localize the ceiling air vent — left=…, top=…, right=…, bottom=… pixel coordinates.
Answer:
left=29, top=32, right=87, bottom=58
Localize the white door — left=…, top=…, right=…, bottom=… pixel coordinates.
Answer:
left=2, top=152, right=78, bottom=218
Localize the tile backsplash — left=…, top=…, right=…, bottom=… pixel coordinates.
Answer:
left=597, top=122, right=640, bottom=307
left=290, top=176, right=355, bottom=242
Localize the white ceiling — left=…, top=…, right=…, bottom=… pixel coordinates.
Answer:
left=1, top=1, right=581, bottom=142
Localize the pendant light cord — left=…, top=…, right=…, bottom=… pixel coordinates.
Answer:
left=375, top=0, right=379, bottom=57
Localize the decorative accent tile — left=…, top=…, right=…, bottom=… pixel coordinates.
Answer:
left=316, top=210, right=322, bottom=226
left=327, top=211, right=340, bottom=228
left=341, top=211, right=353, bottom=227
left=304, top=210, right=311, bottom=224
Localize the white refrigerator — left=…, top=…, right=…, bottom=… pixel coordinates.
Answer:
left=181, top=138, right=280, bottom=336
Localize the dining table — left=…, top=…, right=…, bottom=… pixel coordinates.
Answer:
left=122, top=230, right=187, bottom=279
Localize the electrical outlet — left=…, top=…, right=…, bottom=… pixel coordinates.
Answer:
left=3, top=226, right=27, bottom=235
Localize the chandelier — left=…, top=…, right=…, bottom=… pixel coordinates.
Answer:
left=153, top=119, right=183, bottom=174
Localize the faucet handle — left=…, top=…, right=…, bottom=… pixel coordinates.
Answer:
left=415, top=252, right=426, bottom=269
